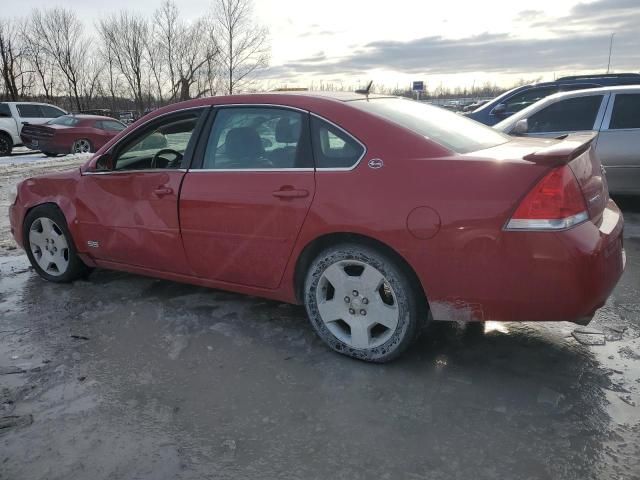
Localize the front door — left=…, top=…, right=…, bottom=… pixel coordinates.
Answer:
left=76, top=109, right=206, bottom=274
left=179, top=106, right=315, bottom=289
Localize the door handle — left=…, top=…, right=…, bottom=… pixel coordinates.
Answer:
left=272, top=188, right=309, bottom=199
left=153, top=186, right=174, bottom=197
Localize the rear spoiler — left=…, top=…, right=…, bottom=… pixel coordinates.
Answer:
left=522, top=132, right=597, bottom=166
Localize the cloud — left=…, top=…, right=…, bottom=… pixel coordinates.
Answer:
left=264, top=0, right=640, bottom=80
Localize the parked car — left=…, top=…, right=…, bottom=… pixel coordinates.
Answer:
left=81, top=109, right=117, bottom=119
left=20, top=114, right=127, bottom=156
left=0, top=101, right=67, bottom=156
left=494, top=86, right=640, bottom=195
left=9, top=93, right=625, bottom=362
left=466, top=73, right=640, bottom=126
left=118, top=111, right=136, bottom=125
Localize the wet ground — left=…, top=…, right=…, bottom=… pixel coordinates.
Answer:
left=1, top=159, right=640, bottom=478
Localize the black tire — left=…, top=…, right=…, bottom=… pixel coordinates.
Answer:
left=43, top=152, right=59, bottom=157
left=23, top=205, right=89, bottom=283
left=71, top=138, right=92, bottom=154
left=304, top=243, right=424, bottom=363
left=0, top=132, right=12, bottom=156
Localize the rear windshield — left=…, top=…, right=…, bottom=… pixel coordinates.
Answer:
left=349, top=98, right=508, bottom=153
left=47, top=116, right=81, bottom=127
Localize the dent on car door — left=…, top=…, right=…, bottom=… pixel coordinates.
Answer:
left=595, top=92, right=640, bottom=194
left=524, top=94, right=607, bottom=138
left=179, top=106, right=316, bottom=289
left=75, top=108, right=206, bottom=273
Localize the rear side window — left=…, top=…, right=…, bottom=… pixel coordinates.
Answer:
left=0, top=103, right=10, bottom=117
left=40, top=105, right=65, bottom=118
left=47, top=116, right=80, bottom=126
left=17, top=104, right=42, bottom=118
left=609, top=94, right=640, bottom=130
left=310, top=117, right=365, bottom=169
left=98, top=120, right=126, bottom=131
left=528, top=95, right=603, bottom=133
left=203, top=107, right=311, bottom=169
left=502, top=87, right=558, bottom=114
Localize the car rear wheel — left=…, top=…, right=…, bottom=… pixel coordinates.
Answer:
left=0, top=133, right=12, bottom=156
left=71, top=138, right=92, bottom=154
left=304, top=244, right=423, bottom=362
left=23, top=205, right=89, bottom=283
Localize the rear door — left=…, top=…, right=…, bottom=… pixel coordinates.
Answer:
left=595, top=92, right=640, bottom=193
left=524, top=93, right=609, bottom=138
left=179, top=106, right=315, bottom=289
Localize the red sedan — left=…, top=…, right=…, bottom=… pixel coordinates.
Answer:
left=8, top=93, right=625, bottom=362
left=20, top=114, right=126, bottom=156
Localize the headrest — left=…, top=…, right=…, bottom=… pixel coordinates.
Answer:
left=275, top=117, right=301, bottom=143
left=225, top=127, right=263, bottom=159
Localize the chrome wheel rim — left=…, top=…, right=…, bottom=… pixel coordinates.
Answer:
left=73, top=139, right=91, bottom=153
left=316, top=260, right=399, bottom=349
left=29, top=217, right=70, bottom=276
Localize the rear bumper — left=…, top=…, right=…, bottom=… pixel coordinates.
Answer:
left=19, top=135, right=68, bottom=154
left=427, top=199, right=625, bottom=323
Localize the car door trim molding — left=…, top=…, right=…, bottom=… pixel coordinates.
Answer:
left=84, top=168, right=188, bottom=176
left=189, top=168, right=315, bottom=173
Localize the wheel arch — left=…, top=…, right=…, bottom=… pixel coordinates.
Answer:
left=293, top=232, right=429, bottom=313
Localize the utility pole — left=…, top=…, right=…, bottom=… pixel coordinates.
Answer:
left=606, top=33, right=615, bottom=74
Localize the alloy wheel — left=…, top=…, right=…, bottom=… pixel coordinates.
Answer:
left=28, top=217, right=70, bottom=276
left=316, top=260, right=399, bottom=349
left=72, top=139, right=91, bottom=153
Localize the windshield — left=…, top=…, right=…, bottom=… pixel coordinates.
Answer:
left=47, top=116, right=80, bottom=127
left=350, top=98, right=508, bottom=153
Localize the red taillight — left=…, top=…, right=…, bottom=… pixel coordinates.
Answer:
left=506, top=166, right=588, bottom=230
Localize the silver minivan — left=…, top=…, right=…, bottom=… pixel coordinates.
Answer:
left=494, top=86, right=640, bottom=195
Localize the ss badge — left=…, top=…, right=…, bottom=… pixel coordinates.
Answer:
left=368, top=158, right=384, bottom=169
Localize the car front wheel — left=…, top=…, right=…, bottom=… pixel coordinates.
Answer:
left=304, top=243, right=423, bottom=362
left=23, top=205, right=89, bottom=283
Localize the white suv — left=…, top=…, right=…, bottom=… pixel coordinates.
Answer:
left=0, top=102, right=67, bottom=156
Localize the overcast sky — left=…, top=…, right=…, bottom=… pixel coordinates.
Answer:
left=3, top=0, right=639, bottom=90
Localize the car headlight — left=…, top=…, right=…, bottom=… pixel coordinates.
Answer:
left=9, top=186, right=18, bottom=205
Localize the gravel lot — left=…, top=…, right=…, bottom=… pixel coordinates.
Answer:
left=1, top=156, right=639, bottom=480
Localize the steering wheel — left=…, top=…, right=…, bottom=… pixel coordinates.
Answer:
left=151, top=148, right=183, bottom=169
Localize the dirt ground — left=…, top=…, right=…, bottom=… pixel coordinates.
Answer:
left=1, top=155, right=640, bottom=480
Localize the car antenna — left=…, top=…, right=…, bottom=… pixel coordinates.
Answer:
left=355, top=80, right=373, bottom=98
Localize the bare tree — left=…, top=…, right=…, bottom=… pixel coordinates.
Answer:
left=0, top=18, right=23, bottom=100
left=22, top=19, right=56, bottom=100
left=98, top=12, right=149, bottom=115
left=154, top=1, right=220, bottom=101
left=31, top=8, right=89, bottom=111
left=213, top=0, right=269, bottom=94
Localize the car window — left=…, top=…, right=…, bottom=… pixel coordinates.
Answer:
left=47, top=116, right=80, bottom=127
left=99, top=120, right=126, bottom=132
left=609, top=94, right=640, bottom=130
left=310, top=116, right=365, bottom=168
left=203, top=107, right=310, bottom=169
left=502, top=87, right=558, bottom=114
left=40, top=105, right=65, bottom=118
left=528, top=95, right=604, bottom=133
left=17, top=104, right=43, bottom=118
left=0, top=103, right=10, bottom=117
left=350, top=98, right=507, bottom=154
left=112, top=110, right=202, bottom=171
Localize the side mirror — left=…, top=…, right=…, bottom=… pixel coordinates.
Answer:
left=492, top=103, right=507, bottom=115
left=512, top=119, right=529, bottom=135
left=94, top=153, right=114, bottom=171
